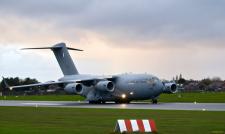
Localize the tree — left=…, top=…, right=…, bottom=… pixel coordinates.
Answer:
left=200, top=78, right=212, bottom=86
left=0, top=77, right=39, bottom=95
left=179, top=74, right=182, bottom=80
left=211, top=77, right=221, bottom=82
left=178, top=78, right=186, bottom=84
left=22, top=77, right=38, bottom=85
left=175, top=75, right=179, bottom=82
left=177, top=74, right=186, bottom=84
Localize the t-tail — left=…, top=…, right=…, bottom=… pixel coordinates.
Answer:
left=22, top=42, right=83, bottom=76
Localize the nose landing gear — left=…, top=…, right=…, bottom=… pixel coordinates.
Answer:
left=115, top=100, right=130, bottom=104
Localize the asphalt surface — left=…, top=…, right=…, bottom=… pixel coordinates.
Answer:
left=0, top=100, right=225, bottom=111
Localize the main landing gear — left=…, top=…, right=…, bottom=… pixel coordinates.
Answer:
left=152, top=99, right=158, bottom=104
left=89, top=100, right=106, bottom=104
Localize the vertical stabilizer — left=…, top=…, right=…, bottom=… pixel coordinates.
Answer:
left=51, top=43, right=79, bottom=75
left=21, top=42, right=83, bottom=76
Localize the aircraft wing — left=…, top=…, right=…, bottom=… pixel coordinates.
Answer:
left=4, top=80, right=74, bottom=90
left=3, top=76, right=117, bottom=90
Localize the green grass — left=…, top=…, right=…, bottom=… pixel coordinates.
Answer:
left=0, top=92, right=225, bottom=103
left=158, top=92, right=225, bottom=103
left=0, top=95, right=85, bottom=101
left=0, top=107, right=224, bottom=134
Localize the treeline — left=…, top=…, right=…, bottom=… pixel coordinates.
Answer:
left=1, top=77, right=38, bottom=87
left=0, top=77, right=64, bottom=96
left=0, top=77, right=38, bottom=89
left=173, top=74, right=225, bottom=92
left=0, top=77, right=39, bottom=95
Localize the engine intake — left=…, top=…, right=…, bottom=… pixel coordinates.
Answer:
left=95, top=80, right=115, bottom=92
left=64, top=83, right=83, bottom=94
left=163, top=82, right=177, bottom=94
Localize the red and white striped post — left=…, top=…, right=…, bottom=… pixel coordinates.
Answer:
left=114, top=119, right=157, bottom=133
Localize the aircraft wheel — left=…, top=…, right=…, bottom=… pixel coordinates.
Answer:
left=152, top=99, right=158, bottom=104
left=115, top=100, right=122, bottom=104
left=115, top=100, right=130, bottom=104
left=89, top=101, right=96, bottom=104
left=97, top=100, right=102, bottom=104
left=89, top=101, right=101, bottom=104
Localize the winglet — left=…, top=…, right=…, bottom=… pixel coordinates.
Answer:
left=2, top=77, right=13, bottom=90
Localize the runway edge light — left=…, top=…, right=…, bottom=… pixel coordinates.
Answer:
left=114, top=119, right=157, bottom=133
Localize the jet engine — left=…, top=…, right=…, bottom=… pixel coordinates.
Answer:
left=95, top=80, right=115, bottom=92
left=163, top=82, right=177, bottom=94
left=64, top=83, right=83, bottom=94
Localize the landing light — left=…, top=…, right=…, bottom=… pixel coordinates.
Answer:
left=121, top=94, right=126, bottom=99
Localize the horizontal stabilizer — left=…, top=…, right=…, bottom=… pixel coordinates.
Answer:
left=21, top=42, right=83, bottom=51
left=21, top=42, right=82, bottom=75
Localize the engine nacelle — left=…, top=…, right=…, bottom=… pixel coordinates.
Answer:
left=64, top=83, right=83, bottom=94
left=95, top=80, right=115, bottom=92
left=163, top=82, right=177, bottom=94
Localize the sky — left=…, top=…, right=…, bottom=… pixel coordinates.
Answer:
left=0, top=0, right=225, bottom=82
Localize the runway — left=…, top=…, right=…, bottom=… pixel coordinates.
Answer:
left=1, top=100, right=225, bottom=111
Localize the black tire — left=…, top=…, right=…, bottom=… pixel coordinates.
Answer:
left=89, top=100, right=100, bottom=104
left=89, top=100, right=106, bottom=104
left=115, top=100, right=130, bottom=104
left=152, top=99, right=158, bottom=104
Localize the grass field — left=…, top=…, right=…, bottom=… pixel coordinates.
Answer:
left=0, top=94, right=85, bottom=101
left=0, top=92, right=225, bottom=103
left=158, top=92, right=225, bottom=103
left=0, top=107, right=224, bottom=134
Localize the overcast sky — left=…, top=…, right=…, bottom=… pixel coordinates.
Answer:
left=0, top=0, right=225, bottom=82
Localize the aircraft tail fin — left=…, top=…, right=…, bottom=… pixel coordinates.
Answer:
left=22, top=42, right=83, bottom=76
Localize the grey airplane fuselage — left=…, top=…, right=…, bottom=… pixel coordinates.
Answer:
left=9, top=43, right=176, bottom=103
left=59, top=73, right=164, bottom=102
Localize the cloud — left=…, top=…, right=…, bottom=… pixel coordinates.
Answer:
left=0, top=0, right=225, bottom=80
left=0, top=0, right=225, bottom=48
left=0, top=45, right=61, bottom=81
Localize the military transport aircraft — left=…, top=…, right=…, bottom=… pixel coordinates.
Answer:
left=4, top=43, right=177, bottom=104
